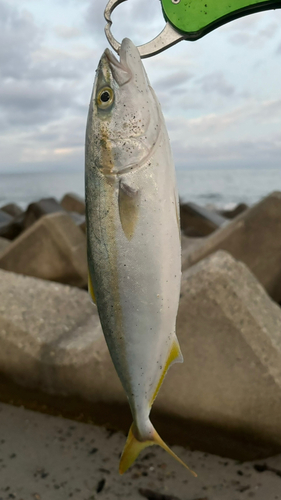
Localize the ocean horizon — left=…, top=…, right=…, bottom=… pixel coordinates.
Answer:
left=0, top=166, right=280, bottom=210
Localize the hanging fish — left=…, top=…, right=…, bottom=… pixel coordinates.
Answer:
left=85, top=38, right=195, bottom=477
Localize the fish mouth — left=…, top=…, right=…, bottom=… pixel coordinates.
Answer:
left=103, top=40, right=133, bottom=87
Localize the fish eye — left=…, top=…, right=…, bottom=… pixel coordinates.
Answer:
left=97, top=87, right=114, bottom=109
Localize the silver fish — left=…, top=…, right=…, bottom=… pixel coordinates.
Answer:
left=85, top=38, right=195, bottom=476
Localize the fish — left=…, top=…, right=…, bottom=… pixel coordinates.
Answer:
left=85, top=38, right=196, bottom=477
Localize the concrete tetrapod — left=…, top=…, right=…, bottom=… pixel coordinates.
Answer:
left=0, top=237, right=10, bottom=255
left=61, top=193, right=85, bottom=215
left=0, top=269, right=124, bottom=405
left=182, top=191, right=281, bottom=303
left=1, top=250, right=281, bottom=460
left=0, top=212, right=88, bottom=287
left=155, top=250, right=281, bottom=459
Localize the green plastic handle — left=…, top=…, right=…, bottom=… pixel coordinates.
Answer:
left=161, top=0, right=281, bottom=40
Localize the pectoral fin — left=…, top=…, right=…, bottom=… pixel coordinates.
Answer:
left=118, top=180, right=140, bottom=241
left=150, top=337, right=183, bottom=407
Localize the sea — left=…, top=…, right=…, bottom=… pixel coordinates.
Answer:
left=0, top=167, right=280, bottom=211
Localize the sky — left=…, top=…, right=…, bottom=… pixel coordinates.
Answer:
left=0, top=0, right=281, bottom=174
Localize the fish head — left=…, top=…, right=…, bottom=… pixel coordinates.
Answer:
left=87, top=38, right=160, bottom=175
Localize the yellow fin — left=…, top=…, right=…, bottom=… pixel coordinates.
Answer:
left=150, top=337, right=183, bottom=407
left=152, top=427, right=197, bottom=477
left=119, top=423, right=154, bottom=474
left=118, top=180, right=140, bottom=241
left=88, top=271, right=96, bottom=305
left=119, top=422, right=197, bottom=477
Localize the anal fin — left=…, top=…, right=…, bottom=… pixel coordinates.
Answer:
left=150, top=337, right=183, bottom=407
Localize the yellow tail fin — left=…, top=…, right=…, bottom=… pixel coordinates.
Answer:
left=119, top=424, right=154, bottom=474
left=119, top=422, right=197, bottom=477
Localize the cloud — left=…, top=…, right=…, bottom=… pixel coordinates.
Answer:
left=54, top=25, right=82, bottom=39
left=166, top=98, right=281, bottom=170
left=172, top=134, right=281, bottom=171
left=196, top=72, right=235, bottom=97
left=0, top=115, right=86, bottom=172
left=0, top=0, right=280, bottom=176
left=167, top=98, right=281, bottom=136
left=83, top=0, right=164, bottom=48
left=0, top=80, right=86, bottom=128
left=0, top=0, right=41, bottom=79
left=227, top=14, right=280, bottom=48
left=0, top=1, right=96, bottom=133
left=153, top=71, right=194, bottom=92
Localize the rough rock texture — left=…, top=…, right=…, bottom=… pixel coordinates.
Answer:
left=0, top=237, right=10, bottom=254
left=180, top=202, right=227, bottom=237
left=0, top=212, right=88, bottom=287
left=0, top=269, right=124, bottom=403
left=61, top=192, right=85, bottom=214
left=182, top=192, right=281, bottom=302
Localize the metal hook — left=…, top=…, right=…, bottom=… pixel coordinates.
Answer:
left=104, top=0, right=185, bottom=58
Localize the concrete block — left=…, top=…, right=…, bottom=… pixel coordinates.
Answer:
left=155, top=251, right=281, bottom=456
left=180, top=201, right=227, bottom=237
left=182, top=192, right=281, bottom=302
left=0, top=237, right=10, bottom=254
left=181, top=234, right=205, bottom=254
left=219, top=202, right=248, bottom=219
left=0, top=210, right=13, bottom=238
left=0, top=203, right=23, bottom=218
left=69, top=212, right=86, bottom=233
left=1, top=251, right=281, bottom=459
left=61, top=193, right=85, bottom=215
left=0, top=210, right=24, bottom=240
left=0, top=269, right=124, bottom=403
left=23, top=197, right=65, bottom=229
left=0, top=212, right=88, bottom=288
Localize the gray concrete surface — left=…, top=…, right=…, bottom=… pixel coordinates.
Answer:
left=0, top=269, right=124, bottom=405
left=1, top=251, right=281, bottom=460
left=0, top=212, right=88, bottom=288
left=182, top=191, right=281, bottom=302
left=0, top=402, right=281, bottom=500
left=180, top=202, right=228, bottom=237
left=0, top=237, right=10, bottom=255
left=61, top=193, right=85, bottom=215
left=157, top=250, right=281, bottom=453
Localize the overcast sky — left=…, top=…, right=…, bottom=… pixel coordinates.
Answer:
left=0, top=0, right=280, bottom=174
